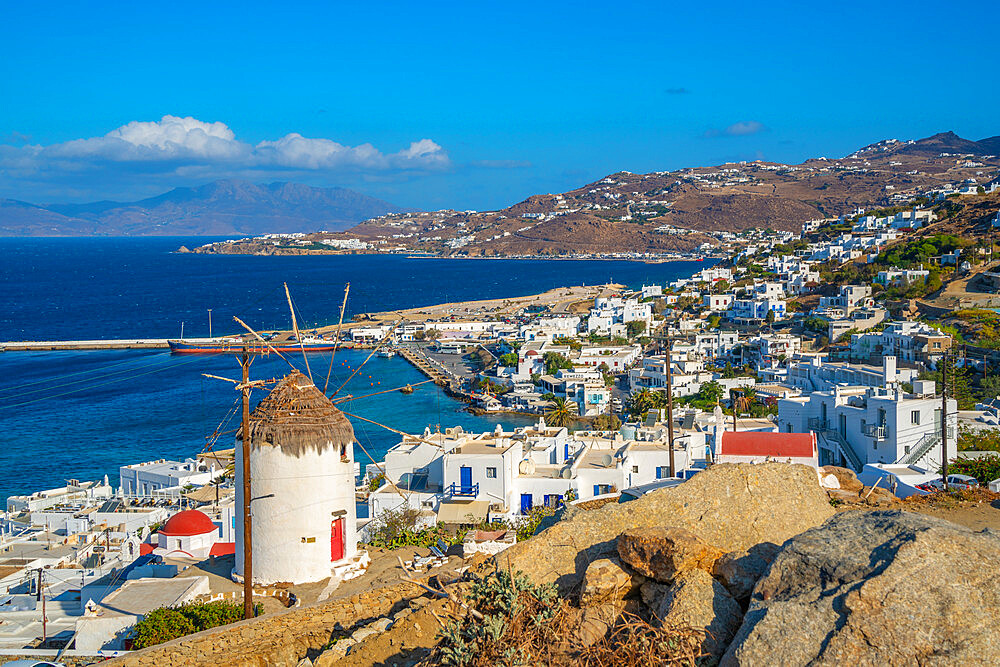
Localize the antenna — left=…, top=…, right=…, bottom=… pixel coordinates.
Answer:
left=601, top=453, right=614, bottom=468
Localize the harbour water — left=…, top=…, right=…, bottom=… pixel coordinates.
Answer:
left=0, top=237, right=709, bottom=499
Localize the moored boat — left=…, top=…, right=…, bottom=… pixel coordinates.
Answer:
left=168, top=337, right=339, bottom=354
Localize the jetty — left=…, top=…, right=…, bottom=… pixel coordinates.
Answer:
left=0, top=338, right=216, bottom=352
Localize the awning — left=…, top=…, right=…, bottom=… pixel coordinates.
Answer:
left=183, top=485, right=232, bottom=504
left=437, top=500, right=490, bottom=524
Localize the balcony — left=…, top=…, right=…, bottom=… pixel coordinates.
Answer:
left=862, top=423, right=887, bottom=439
left=807, top=417, right=829, bottom=431
left=444, top=482, right=479, bottom=498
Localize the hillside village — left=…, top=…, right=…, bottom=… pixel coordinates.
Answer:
left=4, top=145, right=1000, bottom=665
left=193, top=131, right=1000, bottom=258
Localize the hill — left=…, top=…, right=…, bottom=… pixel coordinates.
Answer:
left=0, top=180, right=413, bottom=236
left=333, top=130, right=1000, bottom=257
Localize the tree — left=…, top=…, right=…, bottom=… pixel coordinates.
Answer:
left=981, top=374, right=1000, bottom=401
left=499, top=352, right=518, bottom=367
left=764, top=309, right=776, bottom=325
left=627, top=321, right=647, bottom=338
left=628, top=388, right=655, bottom=417
left=544, top=397, right=574, bottom=427
left=542, top=352, right=574, bottom=375
left=592, top=414, right=621, bottom=431
left=698, top=380, right=724, bottom=405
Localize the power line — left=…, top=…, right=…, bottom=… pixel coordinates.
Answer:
left=0, top=355, right=206, bottom=410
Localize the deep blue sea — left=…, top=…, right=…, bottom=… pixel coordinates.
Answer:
left=0, top=237, right=707, bottom=500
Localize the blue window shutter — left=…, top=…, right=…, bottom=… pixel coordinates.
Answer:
left=593, top=485, right=600, bottom=496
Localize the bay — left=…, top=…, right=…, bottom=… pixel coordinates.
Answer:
left=0, top=237, right=708, bottom=499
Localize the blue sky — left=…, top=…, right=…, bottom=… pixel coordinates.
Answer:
left=1, top=0, right=998, bottom=211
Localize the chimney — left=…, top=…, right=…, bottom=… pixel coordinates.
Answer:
left=883, top=355, right=897, bottom=383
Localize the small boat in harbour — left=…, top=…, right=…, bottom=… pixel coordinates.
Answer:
left=376, top=347, right=397, bottom=358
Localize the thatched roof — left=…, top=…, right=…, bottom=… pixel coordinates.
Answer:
left=239, top=370, right=355, bottom=457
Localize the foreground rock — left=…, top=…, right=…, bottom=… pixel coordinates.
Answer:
left=618, top=527, right=724, bottom=583
left=711, top=542, right=781, bottom=602
left=818, top=465, right=863, bottom=492
left=722, top=510, right=1000, bottom=665
left=656, top=569, right=743, bottom=663
left=579, top=557, right=643, bottom=606
left=496, top=463, right=835, bottom=593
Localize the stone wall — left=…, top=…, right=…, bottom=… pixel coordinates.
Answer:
left=100, top=580, right=425, bottom=667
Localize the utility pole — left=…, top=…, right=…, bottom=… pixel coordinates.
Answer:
left=240, top=342, right=254, bottom=620
left=36, top=569, right=46, bottom=643
left=941, top=350, right=949, bottom=491
left=665, top=329, right=676, bottom=477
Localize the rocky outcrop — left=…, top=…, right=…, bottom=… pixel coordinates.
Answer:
left=618, top=527, right=723, bottom=583
left=722, top=510, right=1000, bottom=665
left=496, top=463, right=835, bottom=593
left=579, top=557, right=643, bottom=606
left=656, top=569, right=743, bottom=663
left=711, top=542, right=781, bottom=602
left=818, top=466, right=863, bottom=492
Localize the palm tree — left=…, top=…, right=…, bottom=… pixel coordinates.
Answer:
left=734, top=388, right=754, bottom=416
left=544, top=397, right=574, bottom=427
left=629, top=389, right=654, bottom=417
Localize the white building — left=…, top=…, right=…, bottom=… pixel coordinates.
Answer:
left=777, top=383, right=957, bottom=472
left=119, top=459, right=216, bottom=498
left=849, top=321, right=951, bottom=363
left=785, top=354, right=919, bottom=392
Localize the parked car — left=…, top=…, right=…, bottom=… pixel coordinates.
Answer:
left=2, top=661, right=66, bottom=667
left=918, top=474, right=979, bottom=492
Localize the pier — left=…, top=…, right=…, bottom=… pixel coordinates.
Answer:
left=0, top=338, right=215, bottom=352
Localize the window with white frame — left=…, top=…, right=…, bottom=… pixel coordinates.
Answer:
left=486, top=467, right=497, bottom=479
left=911, top=410, right=920, bottom=425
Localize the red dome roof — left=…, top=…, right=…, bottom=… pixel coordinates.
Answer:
left=159, top=510, right=217, bottom=537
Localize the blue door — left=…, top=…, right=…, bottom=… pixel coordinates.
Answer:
left=520, top=493, right=533, bottom=514
left=460, top=466, right=472, bottom=493
left=593, top=485, right=601, bottom=497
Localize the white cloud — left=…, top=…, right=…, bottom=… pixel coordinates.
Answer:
left=704, top=120, right=768, bottom=138
left=0, top=115, right=451, bottom=176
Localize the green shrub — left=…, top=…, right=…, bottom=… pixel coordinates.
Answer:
left=948, top=453, right=1000, bottom=485
left=129, top=601, right=259, bottom=649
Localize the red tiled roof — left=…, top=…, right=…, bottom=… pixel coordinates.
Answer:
left=719, top=431, right=815, bottom=459
left=209, top=542, right=236, bottom=557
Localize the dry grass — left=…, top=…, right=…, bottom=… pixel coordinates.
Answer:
left=423, top=570, right=705, bottom=667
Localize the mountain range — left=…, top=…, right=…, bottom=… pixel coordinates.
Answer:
left=4, top=131, right=999, bottom=244
left=0, top=180, right=412, bottom=236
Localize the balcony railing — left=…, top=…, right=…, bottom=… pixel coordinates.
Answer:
left=444, top=482, right=479, bottom=498
left=862, top=423, right=886, bottom=439
left=807, top=417, right=829, bottom=431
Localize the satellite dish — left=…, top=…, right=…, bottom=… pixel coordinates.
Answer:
left=518, top=459, right=536, bottom=475
left=561, top=468, right=573, bottom=480
left=601, top=454, right=614, bottom=468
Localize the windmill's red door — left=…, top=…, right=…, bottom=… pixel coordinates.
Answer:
left=331, top=518, right=344, bottom=561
